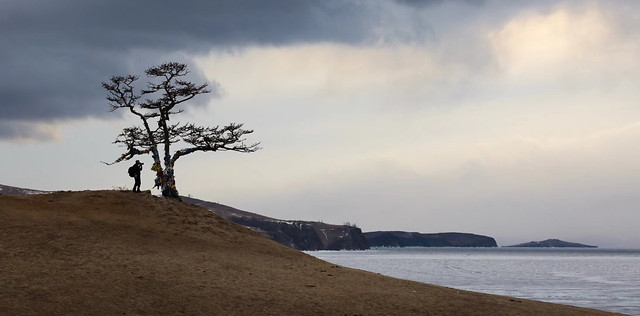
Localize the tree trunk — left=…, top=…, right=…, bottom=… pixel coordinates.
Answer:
left=160, top=167, right=179, bottom=198
left=151, top=150, right=179, bottom=199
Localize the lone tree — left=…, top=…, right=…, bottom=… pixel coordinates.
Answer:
left=102, top=62, right=260, bottom=198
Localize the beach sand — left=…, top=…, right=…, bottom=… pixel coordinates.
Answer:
left=0, top=190, right=621, bottom=315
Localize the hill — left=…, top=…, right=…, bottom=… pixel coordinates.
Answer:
left=183, top=196, right=368, bottom=250
left=506, top=239, right=598, bottom=248
left=0, top=190, right=615, bottom=315
left=364, top=231, right=497, bottom=248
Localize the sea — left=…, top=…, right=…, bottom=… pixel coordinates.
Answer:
left=306, top=247, right=640, bottom=315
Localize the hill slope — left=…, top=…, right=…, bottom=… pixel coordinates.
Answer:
left=0, top=191, right=615, bottom=315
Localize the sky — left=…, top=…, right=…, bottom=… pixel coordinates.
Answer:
left=2, top=0, right=640, bottom=248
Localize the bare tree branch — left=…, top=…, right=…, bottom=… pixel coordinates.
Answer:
left=170, top=123, right=261, bottom=164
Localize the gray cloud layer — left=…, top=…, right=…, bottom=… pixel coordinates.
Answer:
left=1, top=0, right=448, bottom=139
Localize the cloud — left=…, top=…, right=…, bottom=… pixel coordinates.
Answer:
left=489, top=6, right=609, bottom=77
left=1, top=1, right=374, bottom=49
left=488, top=2, right=640, bottom=83
left=0, top=121, right=61, bottom=142
left=196, top=44, right=444, bottom=100
left=2, top=0, right=445, bottom=140
left=3, top=0, right=638, bottom=140
left=393, top=0, right=485, bottom=8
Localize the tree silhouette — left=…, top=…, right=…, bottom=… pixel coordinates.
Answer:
left=102, top=62, right=260, bottom=198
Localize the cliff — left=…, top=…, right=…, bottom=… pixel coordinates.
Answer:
left=183, top=197, right=369, bottom=251
left=364, top=231, right=498, bottom=247
left=506, top=239, right=597, bottom=248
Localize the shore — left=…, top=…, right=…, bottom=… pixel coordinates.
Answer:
left=0, top=190, right=621, bottom=315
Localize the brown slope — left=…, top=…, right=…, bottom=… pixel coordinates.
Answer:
left=0, top=190, right=618, bottom=316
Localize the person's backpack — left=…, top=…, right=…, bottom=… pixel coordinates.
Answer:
left=128, top=165, right=136, bottom=177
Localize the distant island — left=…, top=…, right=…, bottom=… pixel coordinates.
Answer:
left=505, top=239, right=597, bottom=248
left=364, top=231, right=498, bottom=248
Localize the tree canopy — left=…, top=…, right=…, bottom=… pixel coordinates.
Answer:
left=102, top=62, right=260, bottom=198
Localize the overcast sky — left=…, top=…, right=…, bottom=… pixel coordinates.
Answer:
left=2, top=0, right=640, bottom=248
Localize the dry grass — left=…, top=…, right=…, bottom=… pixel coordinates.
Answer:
left=0, top=191, right=621, bottom=315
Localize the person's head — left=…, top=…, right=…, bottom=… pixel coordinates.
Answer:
left=136, top=160, right=143, bottom=166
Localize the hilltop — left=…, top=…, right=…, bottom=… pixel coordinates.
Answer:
left=0, top=190, right=616, bottom=315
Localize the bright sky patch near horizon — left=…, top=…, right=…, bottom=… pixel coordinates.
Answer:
left=1, top=0, right=639, bottom=248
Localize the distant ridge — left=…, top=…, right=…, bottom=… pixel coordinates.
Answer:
left=505, top=239, right=597, bottom=248
left=364, top=231, right=498, bottom=248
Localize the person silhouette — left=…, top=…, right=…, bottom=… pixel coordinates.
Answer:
left=130, top=160, right=144, bottom=192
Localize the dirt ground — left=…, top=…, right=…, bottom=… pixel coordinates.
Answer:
left=0, top=190, right=621, bottom=315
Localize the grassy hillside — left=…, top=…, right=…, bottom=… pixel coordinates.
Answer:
left=0, top=190, right=617, bottom=315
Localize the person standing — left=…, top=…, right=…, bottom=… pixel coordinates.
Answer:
left=130, top=160, right=144, bottom=192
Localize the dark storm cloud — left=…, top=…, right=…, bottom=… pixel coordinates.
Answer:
left=0, top=0, right=397, bottom=139
left=394, top=0, right=446, bottom=6
left=393, top=0, right=485, bottom=8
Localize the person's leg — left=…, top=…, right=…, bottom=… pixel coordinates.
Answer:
left=134, top=176, right=141, bottom=192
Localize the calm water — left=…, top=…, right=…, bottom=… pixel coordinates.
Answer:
left=307, top=247, right=640, bottom=315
